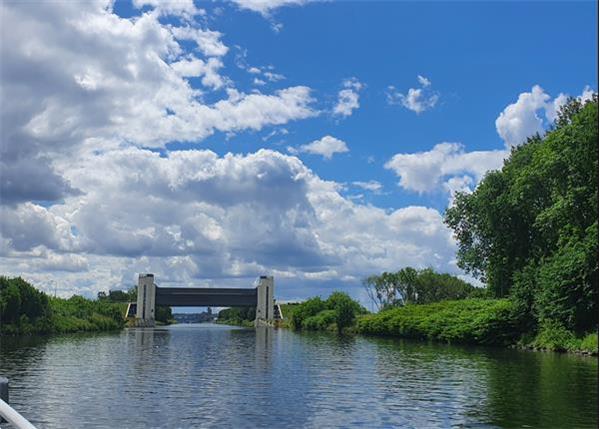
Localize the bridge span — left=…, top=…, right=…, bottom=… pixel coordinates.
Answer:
left=135, top=274, right=274, bottom=327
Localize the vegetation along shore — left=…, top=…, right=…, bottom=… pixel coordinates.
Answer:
left=0, top=276, right=174, bottom=335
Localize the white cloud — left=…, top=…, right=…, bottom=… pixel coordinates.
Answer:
left=495, top=85, right=550, bottom=147
left=387, top=75, right=438, bottom=114
left=0, top=1, right=318, bottom=206
left=264, top=71, right=285, bottom=82
left=170, top=25, right=229, bottom=57
left=296, top=135, right=349, bottom=159
left=352, top=180, right=383, bottom=193
left=385, top=142, right=506, bottom=194
left=133, top=0, right=204, bottom=21
left=231, top=0, right=309, bottom=16
left=171, top=57, right=226, bottom=89
left=246, top=65, right=286, bottom=85
left=496, top=84, right=596, bottom=147
left=417, top=75, right=431, bottom=87
left=333, top=78, right=364, bottom=117
left=0, top=148, right=460, bottom=300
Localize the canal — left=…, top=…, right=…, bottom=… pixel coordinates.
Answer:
left=0, top=324, right=597, bottom=428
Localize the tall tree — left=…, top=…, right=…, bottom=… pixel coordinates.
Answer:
left=445, top=96, right=598, bottom=332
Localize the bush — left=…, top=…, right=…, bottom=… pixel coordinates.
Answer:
left=579, top=333, right=599, bottom=354
left=357, top=299, right=522, bottom=346
left=290, top=297, right=327, bottom=330
left=302, top=310, right=336, bottom=331
left=530, top=322, right=579, bottom=352
left=217, top=307, right=256, bottom=325
left=290, top=292, right=365, bottom=333
left=0, top=277, right=126, bottom=335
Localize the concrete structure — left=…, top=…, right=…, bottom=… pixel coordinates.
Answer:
left=135, top=274, right=156, bottom=326
left=255, top=276, right=274, bottom=325
left=135, top=274, right=275, bottom=327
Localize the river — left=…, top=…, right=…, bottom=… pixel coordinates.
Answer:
left=0, top=324, right=597, bottom=428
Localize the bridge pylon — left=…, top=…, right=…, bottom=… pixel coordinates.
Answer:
left=255, top=276, right=274, bottom=326
left=135, top=273, right=156, bottom=327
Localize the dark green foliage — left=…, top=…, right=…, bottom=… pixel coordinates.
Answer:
left=445, top=97, right=599, bottom=334
left=290, top=292, right=365, bottom=333
left=1, top=277, right=50, bottom=324
left=98, top=287, right=137, bottom=302
left=217, top=307, right=256, bottom=326
left=155, top=305, right=173, bottom=324
left=357, top=299, right=522, bottom=346
left=290, top=296, right=326, bottom=330
left=363, top=267, right=481, bottom=310
left=326, top=291, right=364, bottom=333
left=302, top=309, right=336, bottom=330
left=0, top=276, right=125, bottom=335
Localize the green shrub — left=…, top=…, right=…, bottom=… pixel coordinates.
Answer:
left=0, top=277, right=126, bottom=335
left=357, top=299, right=521, bottom=346
left=530, top=322, right=582, bottom=352
left=290, top=297, right=327, bottom=330
left=579, top=333, right=599, bottom=354
left=302, top=310, right=336, bottom=330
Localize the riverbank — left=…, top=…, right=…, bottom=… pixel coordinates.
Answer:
left=282, top=294, right=598, bottom=355
left=357, top=300, right=598, bottom=355
left=0, top=277, right=127, bottom=335
left=1, top=277, right=181, bottom=336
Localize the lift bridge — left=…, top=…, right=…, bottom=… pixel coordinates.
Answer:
left=132, top=274, right=278, bottom=327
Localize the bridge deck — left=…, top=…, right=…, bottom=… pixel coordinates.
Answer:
left=155, top=287, right=257, bottom=307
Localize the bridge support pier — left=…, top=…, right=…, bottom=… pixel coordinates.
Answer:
left=136, top=273, right=156, bottom=327
left=255, top=276, right=274, bottom=326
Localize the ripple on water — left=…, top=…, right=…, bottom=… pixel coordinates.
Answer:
left=0, top=325, right=597, bottom=428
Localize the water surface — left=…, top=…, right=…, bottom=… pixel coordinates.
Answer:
left=0, top=324, right=597, bottom=428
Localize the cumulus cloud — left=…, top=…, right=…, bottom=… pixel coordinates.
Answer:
left=171, top=57, right=226, bottom=89
left=387, top=75, right=439, bottom=114
left=0, top=1, right=317, bottom=205
left=0, top=1, right=468, bottom=301
left=496, top=84, right=596, bottom=147
left=333, top=78, right=363, bottom=117
left=0, top=148, right=460, bottom=299
left=385, top=142, right=507, bottom=194
left=170, top=25, right=229, bottom=57
left=294, top=135, right=349, bottom=159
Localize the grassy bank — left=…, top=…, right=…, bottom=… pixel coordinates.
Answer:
left=1, top=277, right=126, bottom=335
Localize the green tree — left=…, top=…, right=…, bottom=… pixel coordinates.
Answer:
left=290, top=297, right=326, bottom=330
left=363, top=268, right=479, bottom=309
left=444, top=96, right=598, bottom=333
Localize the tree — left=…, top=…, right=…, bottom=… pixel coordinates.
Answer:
left=444, top=96, right=598, bottom=332
left=363, top=268, right=478, bottom=310
left=326, top=292, right=361, bottom=334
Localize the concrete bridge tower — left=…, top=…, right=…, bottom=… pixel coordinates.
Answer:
left=136, top=273, right=156, bottom=327
left=255, top=276, right=274, bottom=326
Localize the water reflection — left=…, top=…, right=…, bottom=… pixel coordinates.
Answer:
left=0, top=325, right=597, bottom=428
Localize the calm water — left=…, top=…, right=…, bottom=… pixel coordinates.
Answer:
left=0, top=324, right=597, bottom=428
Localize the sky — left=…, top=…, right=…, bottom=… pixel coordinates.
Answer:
left=0, top=0, right=597, bottom=306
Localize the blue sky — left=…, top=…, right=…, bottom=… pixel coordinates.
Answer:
left=118, top=0, right=597, bottom=212
left=0, top=0, right=596, bottom=303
